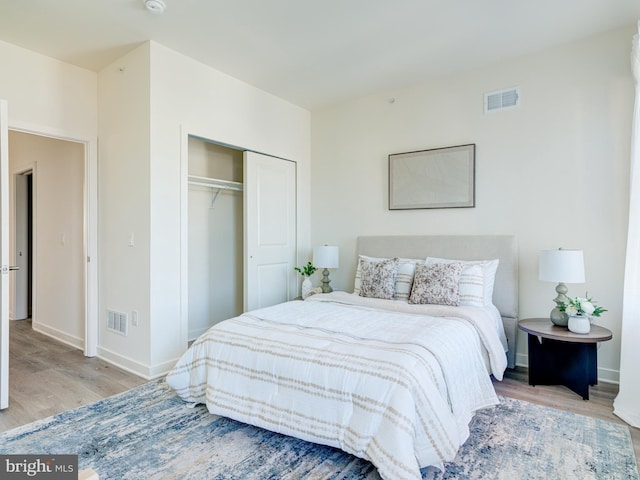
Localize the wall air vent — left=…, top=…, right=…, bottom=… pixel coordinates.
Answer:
left=107, top=310, right=128, bottom=336
left=484, top=87, right=520, bottom=114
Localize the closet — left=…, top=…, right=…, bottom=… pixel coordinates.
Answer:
left=187, top=137, right=243, bottom=340
left=186, top=136, right=297, bottom=341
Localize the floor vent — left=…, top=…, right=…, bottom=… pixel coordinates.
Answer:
left=107, top=310, right=128, bottom=336
left=484, top=87, right=520, bottom=114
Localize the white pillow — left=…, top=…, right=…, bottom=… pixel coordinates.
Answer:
left=353, top=255, right=422, bottom=300
left=425, top=257, right=499, bottom=308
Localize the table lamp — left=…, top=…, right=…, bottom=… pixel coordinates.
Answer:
left=538, top=248, right=585, bottom=326
left=313, top=245, right=339, bottom=293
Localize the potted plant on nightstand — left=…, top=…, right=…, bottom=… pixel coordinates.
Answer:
left=294, top=262, right=318, bottom=299
left=559, top=294, right=607, bottom=334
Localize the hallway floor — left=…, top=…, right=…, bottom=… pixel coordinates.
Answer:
left=0, top=319, right=145, bottom=432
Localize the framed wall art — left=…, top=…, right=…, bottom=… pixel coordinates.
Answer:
left=389, top=144, right=475, bottom=210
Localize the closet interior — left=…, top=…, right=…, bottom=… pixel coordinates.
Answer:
left=187, top=136, right=243, bottom=341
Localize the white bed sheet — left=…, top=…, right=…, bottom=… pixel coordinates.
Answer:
left=167, top=292, right=507, bottom=480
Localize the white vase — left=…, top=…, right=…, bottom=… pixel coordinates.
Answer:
left=568, top=314, right=591, bottom=334
left=301, top=277, right=312, bottom=299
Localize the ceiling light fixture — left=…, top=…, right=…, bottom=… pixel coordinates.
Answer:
left=144, top=0, right=166, bottom=14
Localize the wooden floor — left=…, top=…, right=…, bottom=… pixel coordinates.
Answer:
left=0, top=319, right=638, bottom=469
left=0, top=319, right=145, bottom=432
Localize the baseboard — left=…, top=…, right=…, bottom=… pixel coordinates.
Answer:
left=96, top=346, right=151, bottom=380
left=24, top=322, right=177, bottom=381
left=148, top=358, right=182, bottom=379
left=596, top=367, right=620, bottom=385
left=188, top=327, right=208, bottom=343
left=96, top=346, right=180, bottom=381
left=515, top=352, right=619, bottom=384
left=32, top=323, right=84, bottom=351
left=514, top=352, right=530, bottom=370
left=613, top=396, right=640, bottom=428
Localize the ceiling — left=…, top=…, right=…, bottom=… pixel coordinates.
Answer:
left=0, top=0, right=639, bottom=110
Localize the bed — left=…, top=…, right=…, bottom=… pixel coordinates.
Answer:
left=167, top=235, right=518, bottom=480
left=355, top=235, right=518, bottom=369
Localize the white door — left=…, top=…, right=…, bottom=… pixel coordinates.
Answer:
left=0, top=100, right=10, bottom=409
left=244, top=151, right=296, bottom=311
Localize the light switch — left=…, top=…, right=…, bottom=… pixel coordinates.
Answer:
left=128, top=232, right=135, bottom=247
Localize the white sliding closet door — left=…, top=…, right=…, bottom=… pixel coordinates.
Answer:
left=244, top=151, right=296, bottom=312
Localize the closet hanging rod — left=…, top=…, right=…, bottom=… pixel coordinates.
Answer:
left=187, top=175, right=243, bottom=192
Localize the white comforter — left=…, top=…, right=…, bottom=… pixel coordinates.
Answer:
left=166, top=292, right=507, bottom=480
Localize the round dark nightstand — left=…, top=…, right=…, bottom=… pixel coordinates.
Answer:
left=518, top=318, right=612, bottom=400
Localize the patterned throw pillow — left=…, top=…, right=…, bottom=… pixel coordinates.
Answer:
left=359, top=257, right=399, bottom=300
left=353, top=256, right=421, bottom=300
left=408, top=262, right=463, bottom=306
left=425, top=257, right=499, bottom=307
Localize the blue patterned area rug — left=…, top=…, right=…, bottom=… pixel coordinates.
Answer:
left=0, top=379, right=637, bottom=480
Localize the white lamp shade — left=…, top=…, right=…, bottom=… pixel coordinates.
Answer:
left=538, top=249, right=585, bottom=283
left=313, top=245, right=339, bottom=269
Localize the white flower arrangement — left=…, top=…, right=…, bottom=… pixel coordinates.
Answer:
left=559, top=293, right=607, bottom=317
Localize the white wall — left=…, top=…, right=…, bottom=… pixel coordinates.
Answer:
left=0, top=40, right=97, bottom=138
left=8, top=132, right=85, bottom=346
left=97, top=43, right=152, bottom=374
left=311, top=26, right=634, bottom=383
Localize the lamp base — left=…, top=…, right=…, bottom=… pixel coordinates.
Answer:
left=550, top=282, right=569, bottom=327
left=550, top=307, right=568, bottom=327
left=321, top=268, right=333, bottom=293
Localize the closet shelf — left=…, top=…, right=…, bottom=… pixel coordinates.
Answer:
left=188, top=175, right=243, bottom=208
left=188, top=175, right=243, bottom=192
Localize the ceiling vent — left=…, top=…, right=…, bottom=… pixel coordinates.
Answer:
left=484, top=87, right=520, bottom=114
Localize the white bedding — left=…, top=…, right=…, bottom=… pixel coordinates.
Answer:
left=166, top=292, right=507, bottom=480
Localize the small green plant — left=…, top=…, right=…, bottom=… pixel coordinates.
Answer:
left=294, top=262, right=317, bottom=277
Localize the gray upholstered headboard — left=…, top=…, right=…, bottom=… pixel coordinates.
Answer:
left=357, top=235, right=519, bottom=368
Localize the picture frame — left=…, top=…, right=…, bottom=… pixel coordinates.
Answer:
left=389, top=144, right=475, bottom=210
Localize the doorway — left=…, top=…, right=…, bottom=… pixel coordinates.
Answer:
left=187, top=137, right=244, bottom=341
left=13, top=170, right=31, bottom=320
left=9, top=131, right=86, bottom=349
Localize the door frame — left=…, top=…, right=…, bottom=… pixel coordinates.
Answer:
left=8, top=120, right=98, bottom=357
left=1, top=100, right=9, bottom=408
left=12, top=167, right=34, bottom=322
left=179, top=127, right=245, bottom=349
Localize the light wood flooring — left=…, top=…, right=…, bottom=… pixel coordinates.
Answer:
left=0, top=319, right=145, bottom=432
left=0, top=319, right=638, bottom=469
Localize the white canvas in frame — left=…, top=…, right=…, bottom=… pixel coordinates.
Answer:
left=389, top=144, right=475, bottom=209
